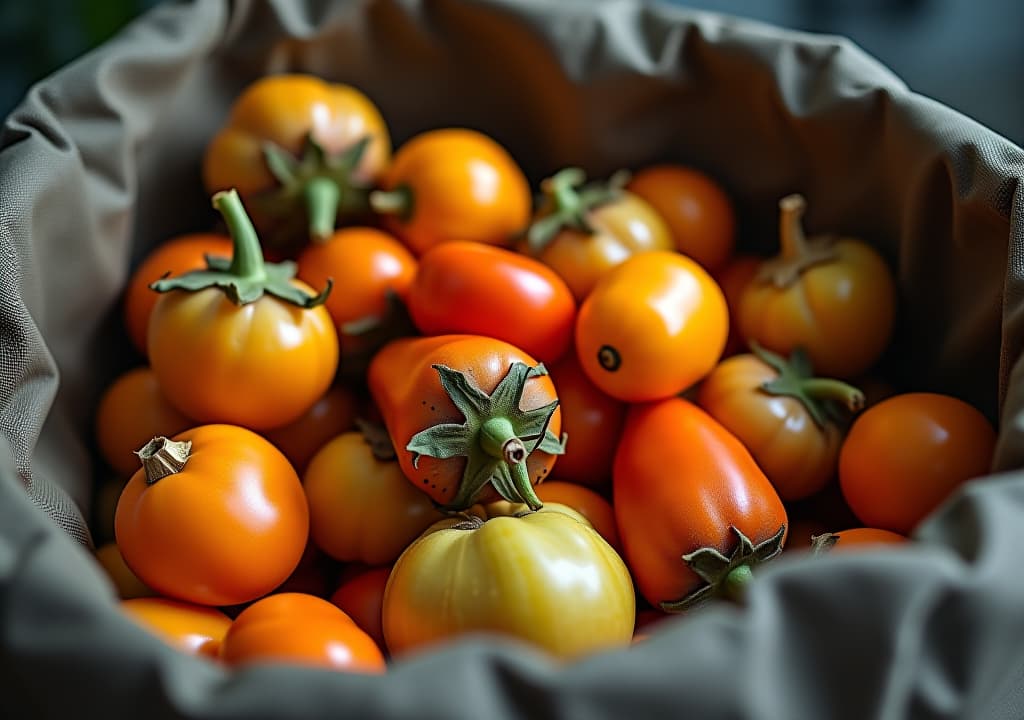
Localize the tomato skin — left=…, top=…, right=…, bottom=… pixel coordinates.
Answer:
left=147, top=283, right=339, bottom=431
left=220, top=593, right=385, bottom=673
left=613, top=398, right=787, bottom=608
left=304, top=431, right=444, bottom=565
left=95, top=367, right=193, bottom=477
left=839, top=393, right=996, bottom=534
left=263, top=384, right=359, bottom=475
left=534, top=481, right=619, bottom=550
left=407, top=242, right=576, bottom=364
left=123, top=234, right=234, bottom=355
left=819, top=527, right=907, bottom=552
left=121, top=598, right=231, bottom=660
left=713, top=254, right=761, bottom=357
left=383, top=503, right=634, bottom=660
left=576, top=251, right=728, bottom=402
left=330, top=566, right=391, bottom=652
left=94, top=543, right=154, bottom=600
left=367, top=335, right=562, bottom=507
left=626, top=165, right=736, bottom=273
left=377, top=129, right=531, bottom=255
left=115, top=425, right=309, bottom=606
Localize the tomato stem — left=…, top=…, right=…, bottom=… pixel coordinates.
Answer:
left=525, top=168, right=625, bottom=252
left=305, top=176, right=341, bottom=242
left=722, top=564, right=753, bottom=603
left=759, top=194, right=839, bottom=288
left=801, top=378, right=866, bottom=413
left=479, top=417, right=541, bottom=510
left=216, top=190, right=267, bottom=282
left=135, top=436, right=192, bottom=485
left=778, top=194, right=809, bottom=262
left=753, top=342, right=865, bottom=428
left=369, top=185, right=414, bottom=221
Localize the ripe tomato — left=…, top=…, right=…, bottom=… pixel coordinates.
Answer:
left=811, top=527, right=907, bottom=553
left=614, top=398, right=787, bottom=611
left=121, top=598, right=231, bottom=660
left=148, top=190, right=338, bottom=430
left=738, top=194, right=896, bottom=378
left=330, top=566, right=391, bottom=652
left=696, top=345, right=865, bottom=501
left=94, top=543, right=153, bottom=600
left=95, top=367, right=193, bottom=477
left=372, top=128, right=530, bottom=255
left=839, top=393, right=996, bottom=533
left=383, top=503, right=634, bottom=660
left=368, top=335, right=564, bottom=511
left=713, top=253, right=760, bottom=357
left=115, top=425, right=309, bottom=606
left=203, top=74, right=390, bottom=247
left=220, top=593, right=385, bottom=673
left=534, top=481, right=619, bottom=550
left=522, top=168, right=673, bottom=301
left=123, top=234, right=234, bottom=355
left=304, top=425, right=444, bottom=565
left=545, top=348, right=626, bottom=488
left=626, top=164, right=736, bottom=273
left=263, top=384, right=359, bottom=475
left=407, top=242, right=576, bottom=364
left=576, top=251, right=728, bottom=402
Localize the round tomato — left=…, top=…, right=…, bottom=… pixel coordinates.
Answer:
left=839, top=392, right=996, bottom=534
left=372, top=128, right=530, bottom=255
left=263, top=384, right=359, bottom=475
left=576, top=251, right=728, bottom=402
left=713, top=253, right=761, bottom=357
left=115, top=425, right=309, bottom=606
left=626, top=164, right=736, bottom=273
left=407, top=242, right=576, bottom=364
left=121, top=597, right=231, bottom=659
left=220, top=593, right=385, bottom=673
left=534, top=481, right=619, bottom=550
left=383, top=503, right=634, bottom=660
left=330, top=566, right=391, bottom=652
left=811, top=527, right=907, bottom=554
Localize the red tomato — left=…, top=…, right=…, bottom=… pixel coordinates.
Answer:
left=263, top=384, right=359, bottom=475
left=811, top=527, right=907, bottom=553
left=330, top=566, right=391, bottom=652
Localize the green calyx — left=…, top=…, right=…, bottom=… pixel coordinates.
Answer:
left=369, top=184, right=415, bottom=222
left=258, top=133, right=374, bottom=242
left=405, top=362, right=567, bottom=512
left=150, top=189, right=331, bottom=307
left=751, top=342, right=865, bottom=428
left=524, top=167, right=630, bottom=252
left=660, top=524, right=786, bottom=613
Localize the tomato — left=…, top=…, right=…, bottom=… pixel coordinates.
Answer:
left=304, top=424, right=444, bottom=565
left=372, top=128, right=530, bottom=255
left=576, top=251, right=728, bottom=402
left=626, top=164, right=736, bottom=273
left=696, top=345, right=865, bottom=501
left=94, top=543, right=154, bottom=600
left=115, top=424, right=309, bottom=606
left=383, top=503, right=634, bottom=660
left=521, top=168, right=673, bottom=301
left=544, top=348, right=626, bottom=488
left=738, top=194, right=896, bottom=378
left=203, top=74, right=390, bottom=248
left=330, top=566, right=391, bottom=652
left=407, top=242, right=576, bottom=364
left=811, top=527, right=907, bottom=554
left=614, top=398, right=788, bottom=611
left=148, top=190, right=338, bottom=430
left=123, top=234, right=234, bottom=355
left=121, top=598, right=231, bottom=660
left=273, top=542, right=340, bottom=599
left=368, top=335, right=564, bottom=511
left=534, top=481, right=619, bottom=550
left=95, top=367, right=194, bottom=476
left=220, top=593, right=385, bottom=673
left=632, top=608, right=672, bottom=644
left=713, top=253, right=760, bottom=357
left=839, top=393, right=996, bottom=534
left=263, top=384, right=358, bottom=475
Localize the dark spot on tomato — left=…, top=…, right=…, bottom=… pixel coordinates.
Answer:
left=422, top=478, right=429, bottom=484
left=431, top=483, right=437, bottom=489
left=430, top=405, right=436, bottom=411
left=598, top=345, right=621, bottom=372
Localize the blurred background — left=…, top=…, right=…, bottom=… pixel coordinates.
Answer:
left=0, top=0, right=1021, bottom=146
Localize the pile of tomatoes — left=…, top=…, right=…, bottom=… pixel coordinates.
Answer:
left=89, top=73, right=998, bottom=672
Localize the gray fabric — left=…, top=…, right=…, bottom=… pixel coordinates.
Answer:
left=1, top=0, right=1023, bottom=717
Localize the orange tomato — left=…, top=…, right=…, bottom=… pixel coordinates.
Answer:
left=713, top=253, right=761, bottom=357
left=522, top=168, right=673, bottom=301
left=330, top=566, right=391, bottom=652
left=220, top=593, right=385, bottom=673
left=407, top=242, right=577, bottom=364
left=372, top=128, right=531, bottom=255
left=123, top=234, right=234, bottom=355
left=626, top=164, right=736, bottom=273
left=576, top=251, right=728, bottom=402
left=115, top=425, right=309, bottom=606
left=534, top=481, right=619, bottom=550
left=811, top=527, right=907, bottom=553
left=839, top=392, right=996, bottom=534
left=95, top=367, right=193, bottom=476
left=94, top=543, right=154, bottom=600
left=121, top=597, right=231, bottom=659
left=263, top=384, right=359, bottom=475
left=738, top=194, right=896, bottom=378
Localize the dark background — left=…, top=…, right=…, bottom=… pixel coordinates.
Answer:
left=1, top=0, right=1021, bottom=147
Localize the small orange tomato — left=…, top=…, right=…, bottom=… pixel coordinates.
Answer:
left=811, top=527, right=907, bottom=553
left=220, top=593, right=385, bottom=673
left=123, top=234, right=234, bottom=355
left=115, top=425, right=309, bottom=606
left=372, top=128, right=531, bottom=255
left=407, top=242, right=577, bottom=364
left=121, top=597, right=231, bottom=659
left=839, top=393, right=996, bottom=534
left=713, top=254, right=761, bottom=357
left=522, top=168, right=673, bottom=301
left=626, top=164, right=736, bottom=273
left=95, top=367, right=193, bottom=476
left=576, top=251, right=728, bottom=402
left=94, top=543, right=154, bottom=600
left=738, top=194, right=896, bottom=378
left=330, top=566, right=391, bottom=652
left=263, top=384, right=359, bottom=475
left=534, top=481, right=619, bottom=550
